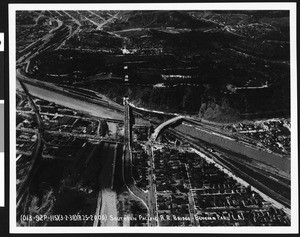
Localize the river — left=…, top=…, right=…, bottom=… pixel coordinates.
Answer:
left=16, top=80, right=124, bottom=120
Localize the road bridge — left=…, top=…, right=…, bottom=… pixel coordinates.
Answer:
left=151, top=116, right=186, bottom=141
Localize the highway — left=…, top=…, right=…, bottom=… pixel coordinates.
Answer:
left=96, top=11, right=119, bottom=30
left=55, top=11, right=82, bottom=50
left=17, top=18, right=65, bottom=65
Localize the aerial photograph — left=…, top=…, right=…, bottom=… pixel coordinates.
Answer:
left=15, top=9, right=292, bottom=227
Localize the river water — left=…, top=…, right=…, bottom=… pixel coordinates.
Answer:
left=16, top=80, right=124, bottom=120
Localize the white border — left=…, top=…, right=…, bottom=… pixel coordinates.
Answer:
left=0, top=101, right=4, bottom=207
left=0, top=33, right=4, bottom=51
left=0, top=152, right=4, bottom=207
left=9, top=2, right=298, bottom=234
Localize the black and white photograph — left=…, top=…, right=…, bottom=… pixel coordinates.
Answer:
left=8, top=2, right=298, bottom=234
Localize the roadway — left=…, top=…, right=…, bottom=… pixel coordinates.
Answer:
left=17, top=18, right=64, bottom=65
left=96, top=12, right=120, bottom=30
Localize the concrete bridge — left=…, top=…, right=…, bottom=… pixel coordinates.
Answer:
left=151, top=116, right=187, bottom=141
